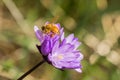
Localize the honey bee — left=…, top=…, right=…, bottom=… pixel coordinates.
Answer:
left=41, top=16, right=60, bottom=37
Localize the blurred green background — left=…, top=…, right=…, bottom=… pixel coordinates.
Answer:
left=0, top=0, right=120, bottom=80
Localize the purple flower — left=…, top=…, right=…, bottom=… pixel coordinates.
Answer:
left=34, top=22, right=83, bottom=73
left=34, top=22, right=63, bottom=56
left=48, top=34, right=83, bottom=72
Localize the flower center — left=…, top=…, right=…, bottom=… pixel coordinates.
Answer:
left=57, top=54, right=63, bottom=60
left=53, top=54, right=64, bottom=61
left=42, top=23, right=59, bottom=37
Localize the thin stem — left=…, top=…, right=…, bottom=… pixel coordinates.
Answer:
left=17, top=60, right=45, bottom=80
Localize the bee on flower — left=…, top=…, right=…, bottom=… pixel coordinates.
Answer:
left=34, top=21, right=83, bottom=73
left=34, top=21, right=63, bottom=56
left=41, top=23, right=60, bottom=37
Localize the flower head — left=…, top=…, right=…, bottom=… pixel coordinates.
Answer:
left=34, top=22, right=83, bottom=73
left=48, top=34, right=83, bottom=72
left=34, top=22, right=63, bottom=56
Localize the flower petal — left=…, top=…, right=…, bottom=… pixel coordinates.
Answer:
left=75, top=68, right=82, bottom=73
left=66, top=34, right=74, bottom=43
left=59, top=61, right=81, bottom=69
left=55, top=23, right=61, bottom=29
left=61, top=32, right=64, bottom=41
left=41, top=39, right=51, bottom=55
left=74, top=41, right=81, bottom=50
left=52, top=41, right=60, bottom=53
left=58, top=43, right=72, bottom=53
left=34, top=26, right=44, bottom=43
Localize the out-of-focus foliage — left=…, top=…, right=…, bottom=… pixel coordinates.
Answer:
left=0, top=0, right=120, bottom=80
